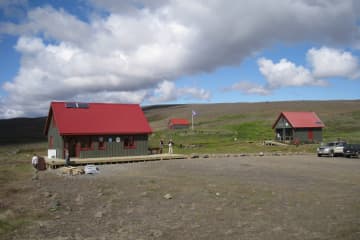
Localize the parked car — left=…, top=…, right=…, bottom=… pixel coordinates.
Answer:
left=343, top=144, right=360, bottom=158
left=317, top=141, right=346, bottom=157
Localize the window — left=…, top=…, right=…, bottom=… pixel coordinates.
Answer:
left=98, top=137, right=105, bottom=150
left=80, top=137, right=93, bottom=151
left=49, top=136, right=54, bottom=148
left=124, top=136, right=135, bottom=149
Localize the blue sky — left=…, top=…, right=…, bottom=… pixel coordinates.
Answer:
left=0, top=0, right=360, bottom=118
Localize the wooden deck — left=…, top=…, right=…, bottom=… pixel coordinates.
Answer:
left=264, top=140, right=288, bottom=146
left=45, top=153, right=187, bottom=169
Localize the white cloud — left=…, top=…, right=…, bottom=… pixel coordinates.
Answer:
left=149, top=80, right=210, bottom=103
left=15, top=36, right=44, bottom=53
left=149, top=80, right=177, bottom=103
left=258, top=58, right=327, bottom=88
left=227, top=57, right=328, bottom=95
left=226, top=81, right=271, bottom=95
left=178, top=87, right=211, bottom=101
left=74, top=90, right=149, bottom=104
left=0, top=0, right=360, bottom=117
left=307, top=47, right=360, bottom=79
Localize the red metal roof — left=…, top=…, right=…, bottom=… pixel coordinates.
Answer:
left=169, top=118, right=190, bottom=125
left=273, top=112, right=325, bottom=129
left=44, top=102, right=152, bottom=135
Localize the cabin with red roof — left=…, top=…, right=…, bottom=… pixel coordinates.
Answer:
left=44, top=102, right=152, bottom=159
left=272, top=112, right=325, bottom=143
left=168, top=118, right=190, bottom=130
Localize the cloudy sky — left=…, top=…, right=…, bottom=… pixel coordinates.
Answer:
left=0, top=0, right=359, bottom=118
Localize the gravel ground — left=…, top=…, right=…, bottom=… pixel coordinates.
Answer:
left=3, top=154, right=360, bottom=240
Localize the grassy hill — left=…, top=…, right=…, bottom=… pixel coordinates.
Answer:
left=0, top=100, right=359, bottom=153
left=144, top=100, right=360, bottom=153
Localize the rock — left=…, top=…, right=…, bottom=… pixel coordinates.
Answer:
left=49, top=200, right=61, bottom=211
left=191, top=223, right=201, bottom=229
left=149, top=229, right=163, bottom=237
left=140, top=191, right=148, bottom=197
left=75, top=194, right=84, bottom=205
left=43, top=191, right=52, bottom=198
left=259, top=152, right=264, bottom=156
left=215, top=192, right=221, bottom=196
left=272, top=226, right=283, bottom=232
left=95, top=211, right=104, bottom=218
left=163, top=193, right=172, bottom=199
left=202, top=154, right=209, bottom=158
left=190, top=154, right=199, bottom=159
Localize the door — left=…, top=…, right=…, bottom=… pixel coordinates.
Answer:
left=68, top=138, right=77, bottom=157
left=307, top=129, right=313, bottom=141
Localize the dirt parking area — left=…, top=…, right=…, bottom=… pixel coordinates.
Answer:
left=3, top=154, right=360, bottom=240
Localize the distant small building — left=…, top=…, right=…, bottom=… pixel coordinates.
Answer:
left=44, top=102, right=152, bottom=159
left=168, top=118, right=190, bottom=130
left=272, top=112, right=325, bottom=143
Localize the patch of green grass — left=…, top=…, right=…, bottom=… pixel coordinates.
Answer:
left=217, top=114, right=247, bottom=121
left=0, top=220, right=15, bottom=235
left=0, top=217, right=32, bottom=236
left=146, top=114, right=164, bottom=122
left=0, top=143, right=46, bottom=187
left=149, top=116, right=322, bottom=154
left=149, top=126, right=317, bottom=154
left=322, top=111, right=360, bottom=142
left=351, top=110, right=360, bottom=120
left=226, top=121, right=273, bottom=141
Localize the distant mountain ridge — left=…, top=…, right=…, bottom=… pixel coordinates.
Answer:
left=0, top=117, right=47, bottom=145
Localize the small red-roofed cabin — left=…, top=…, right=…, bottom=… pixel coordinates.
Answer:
left=168, top=118, right=190, bottom=130
left=272, top=112, right=325, bottom=144
left=44, top=102, right=152, bottom=159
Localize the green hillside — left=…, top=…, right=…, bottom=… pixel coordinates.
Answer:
left=0, top=100, right=359, bottom=154
left=144, top=100, right=360, bottom=154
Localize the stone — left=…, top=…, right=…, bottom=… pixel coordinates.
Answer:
left=149, top=229, right=163, bottom=237
left=43, top=191, right=52, bottom=198
left=49, top=200, right=61, bottom=211
left=163, top=193, right=172, bottom=199
left=75, top=194, right=84, bottom=205
left=95, top=211, right=104, bottom=218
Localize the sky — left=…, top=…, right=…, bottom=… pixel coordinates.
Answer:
left=0, top=0, right=360, bottom=119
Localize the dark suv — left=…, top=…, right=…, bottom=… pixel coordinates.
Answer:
left=343, top=144, right=360, bottom=158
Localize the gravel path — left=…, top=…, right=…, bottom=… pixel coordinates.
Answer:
left=4, top=154, right=360, bottom=240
